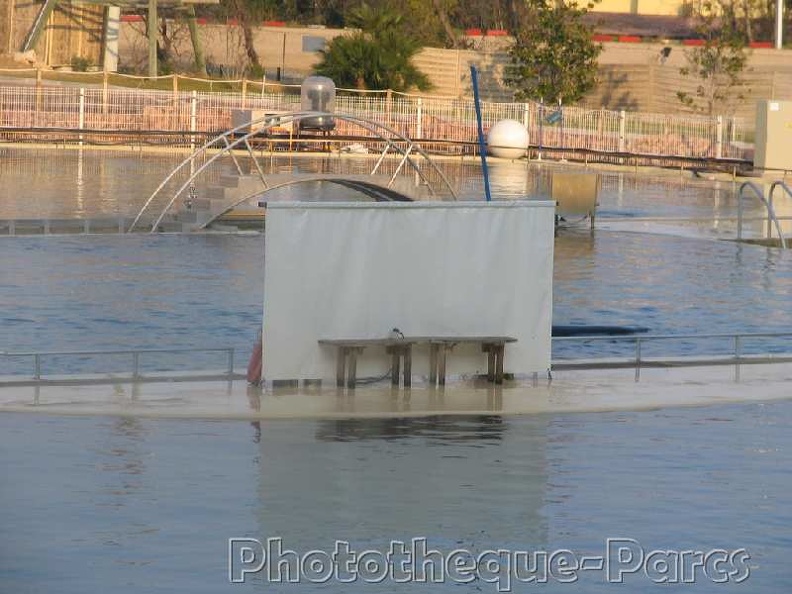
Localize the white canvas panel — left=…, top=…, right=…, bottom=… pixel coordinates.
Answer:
left=262, top=201, right=555, bottom=382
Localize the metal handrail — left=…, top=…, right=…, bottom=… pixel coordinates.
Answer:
left=737, top=181, right=787, bottom=248
left=769, top=181, right=792, bottom=242
left=552, top=331, right=792, bottom=381
left=127, top=111, right=459, bottom=233
left=0, top=346, right=239, bottom=382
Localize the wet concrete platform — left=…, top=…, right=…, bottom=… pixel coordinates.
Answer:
left=0, top=361, right=790, bottom=419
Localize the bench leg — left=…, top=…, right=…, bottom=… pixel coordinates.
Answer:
left=438, top=344, right=447, bottom=386
left=336, top=347, right=347, bottom=388
left=494, top=344, right=505, bottom=384
left=486, top=345, right=495, bottom=382
left=429, top=344, right=438, bottom=385
left=403, top=345, right=412, bottom=388
left=347, top=348, right=358, bottom=389
left=391, top=350, right=401, bottom=387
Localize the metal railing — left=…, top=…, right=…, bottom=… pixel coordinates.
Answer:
left=3, top=333, right=792, bottom=386
left=0, top=84, right=751, bottom=161
left=127, top=110, right=459, bottom=233
left=552, top=331, right=792, bottom=381
left=737, top=182, right=788, bottom=248
left=0, top=347, right=242, bottom=385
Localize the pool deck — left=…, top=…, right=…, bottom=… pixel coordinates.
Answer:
left=1, top=361, right=790, bottom=420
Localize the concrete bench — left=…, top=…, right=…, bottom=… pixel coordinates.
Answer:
left=318, top=336, right=517, bottom=389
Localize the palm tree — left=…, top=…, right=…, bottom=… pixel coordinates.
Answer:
left=313, top=3, right=431, bottom=92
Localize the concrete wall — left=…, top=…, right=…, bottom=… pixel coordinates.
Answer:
left=594, top=0, right=689, bottom=16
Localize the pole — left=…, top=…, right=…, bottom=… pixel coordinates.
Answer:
left=147, top=0, right=158, bottom=78
left=470, top=66, right=492, bottom=202
left=775, top=0, right=784, bottom=50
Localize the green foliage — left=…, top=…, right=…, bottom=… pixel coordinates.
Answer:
left=313, top=3, right=431, bottom=92
left=503, top=1, right=601, bottom=104
left=676, top=0, right=750, bottom=115
left=70, top=56, right=91, bottom=72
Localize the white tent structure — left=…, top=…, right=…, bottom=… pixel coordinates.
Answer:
left=261, top=201, right=556, bottom=385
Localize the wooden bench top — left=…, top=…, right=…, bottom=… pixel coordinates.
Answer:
left=318, top=336, right=517, bottom=347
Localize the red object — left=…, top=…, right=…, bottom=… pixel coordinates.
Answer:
left=618, top=35, right=641, bottom=43
left=592, top=34, right=615, bottom=42
left=749, top=41, right=774, bottom=48
left=120, top=14, right=143, bottom=22
left=196, top=18, right=208, bottom=25
left=247, top=336, right=263, bottom=385
left=263, top=21, right=286, bottom=27
left=486, top=29, right=509, bottom=36
left=682, top=39, right=706, bottom=46
left=465, top=28, right=483, bottom=36
left=228, top=18, right=239, bottom=26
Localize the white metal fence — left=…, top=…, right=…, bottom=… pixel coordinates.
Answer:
left=0, top=85, right=750, bottom=161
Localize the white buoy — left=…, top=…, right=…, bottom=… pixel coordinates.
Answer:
left=487, top=119, right=529, bottom=159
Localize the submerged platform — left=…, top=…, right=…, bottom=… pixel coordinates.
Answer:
left=1, top=361, right=790, bottom=420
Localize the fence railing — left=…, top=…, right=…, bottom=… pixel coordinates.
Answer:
left=3, top=332, right=792, bottom=386
left=0, top=347, right=242, bottom=385
left=552, top=332, right=792, bottom=381
left=0, top=83, right=750, bottom=161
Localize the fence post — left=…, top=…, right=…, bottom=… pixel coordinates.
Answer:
left=618, top=110, right=626, bottom=153
left=172, top=75, right=178, bottom=109
left=634, top=338, right=641, bottom=382
left=242, top=78, right=247, bottom=109
left=190, top=90, right=197, bottom=153
left=416, top=97, right=423, bottom=139
left=78, top=88, right=85, bottom=146
left=102, top=70, right=109, bottom=114
left=35, top=68, right=42, bottom=122
left=227, top=349, right=235, bottom=377
left=734, top=335, right=741, bottom=382
left=261, top=74, right=266, bottom=97
left=715, top=116, right=723, bottom=159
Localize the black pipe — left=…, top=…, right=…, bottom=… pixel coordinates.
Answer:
left=552, top=325, right=650, bottom=337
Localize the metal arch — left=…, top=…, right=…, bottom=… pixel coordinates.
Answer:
left=738, top=182, right=787, bottom=249
left=128, top=111, right=459, bottom=233
left=194, top=177, right=414, bottom=231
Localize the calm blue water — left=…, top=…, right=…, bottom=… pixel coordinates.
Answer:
left=1, top=402, right=790, bottom=592
left=1, top=229, right=791, bottom=374
left=1, top=149, right=791, bottom=592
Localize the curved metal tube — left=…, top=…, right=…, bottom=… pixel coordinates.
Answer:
left=738, top=181, right=787, bottom=249
left=128, top=111, right=459, bottom=233
left=195, top=177, right=415, bottom=230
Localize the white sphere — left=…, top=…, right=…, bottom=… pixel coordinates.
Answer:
left=487, top=119, right=529, bottom=159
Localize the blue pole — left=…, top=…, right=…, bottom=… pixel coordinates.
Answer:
left=470, top=66, right=492, bottom=202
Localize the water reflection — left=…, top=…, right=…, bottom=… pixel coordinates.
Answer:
left=254, top=414, right=549, bottom=576
left=315, top=415, right=505, bottom=442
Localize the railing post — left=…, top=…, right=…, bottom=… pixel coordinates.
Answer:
left=715, top=116, right=723, bottom=159
left=190, top=90, right=197, bottom=153
left=634, top=338, right=642, bottom=382
left=78, top=88, right=85, bottom=146
left=618, top=110, right=626, bottom=154
left=227, top=348, right=235, bottom=377
left=737, top=187, right=743, bottom=241
left=34, top=354, right=41, bottom=380
left=132, top=352, right=140, bottom=379
left=416, top=97, right=423, bottom=140
left=734, top=335, right=741, bottom=382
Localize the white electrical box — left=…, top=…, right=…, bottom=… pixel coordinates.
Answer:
left=754, top=100, right=792, bottom=171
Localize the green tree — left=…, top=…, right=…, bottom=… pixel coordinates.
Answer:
left=677, top=0, right=751, bottom=115
left=313, top=3, right=432, bottom=92
left=503, top=0, right=602, bottom=104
